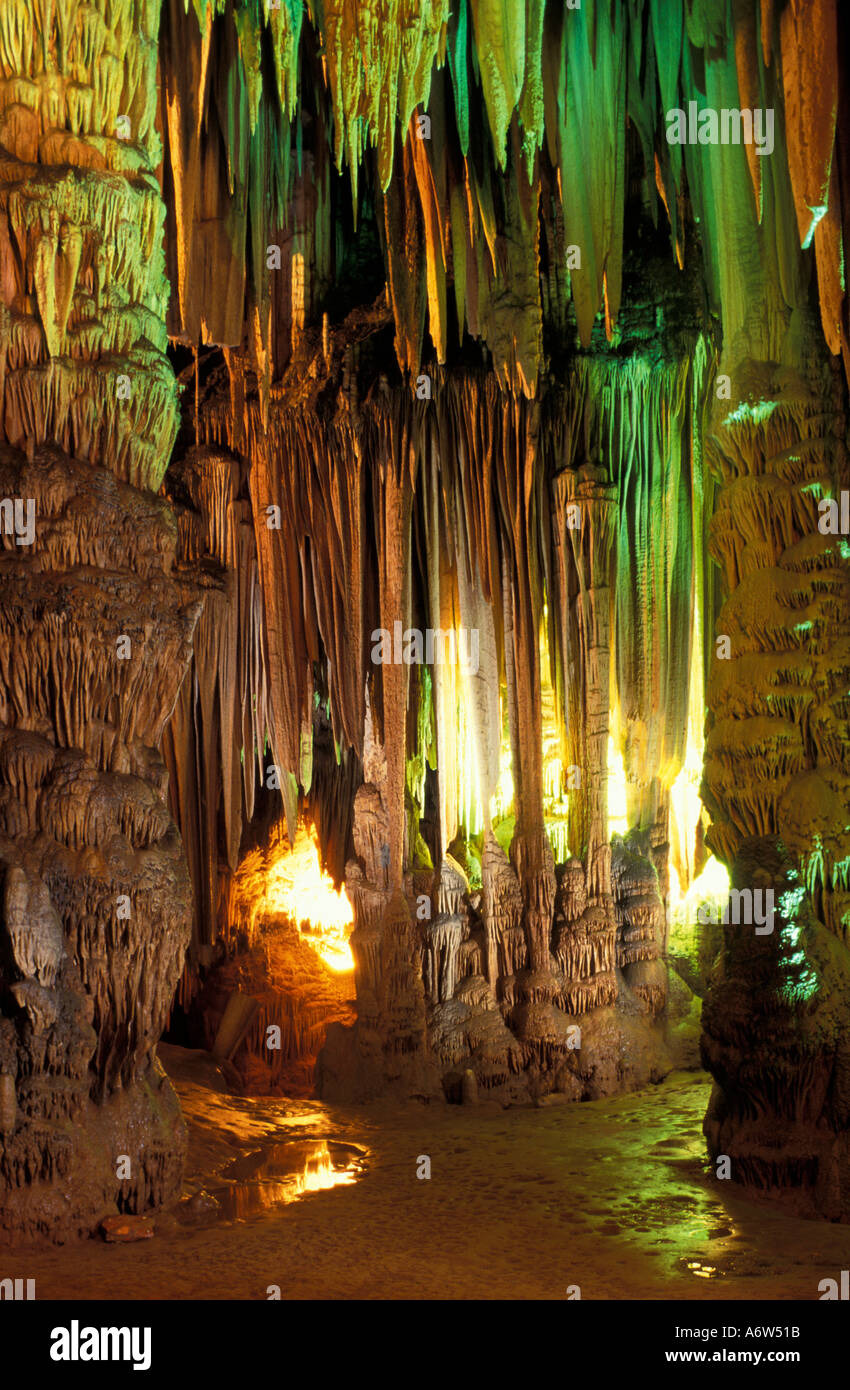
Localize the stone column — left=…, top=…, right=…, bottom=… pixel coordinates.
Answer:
left=0, top=0, right=197, bottom=1239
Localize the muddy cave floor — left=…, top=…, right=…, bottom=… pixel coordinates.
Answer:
left=11, top=1050, right=850, bottom=1300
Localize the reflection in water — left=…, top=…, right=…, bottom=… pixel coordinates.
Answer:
left=213, top=1138, right=366, bottom=1221
left=685, top=1260, right=721, bottom=1279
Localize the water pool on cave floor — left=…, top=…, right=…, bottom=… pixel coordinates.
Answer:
left=8, top=1065, right=850, bottom=1301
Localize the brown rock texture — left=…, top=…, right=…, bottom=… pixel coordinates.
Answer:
left=0, top=0, right=197, bottom=1240
left=197, top=920, right=356, bottom=1098
left=696, top=8, right=850, bottom=1220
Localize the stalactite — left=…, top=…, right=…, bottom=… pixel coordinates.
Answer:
left=421, top=433, right=459, bottom=854
left=557, top=461, right=617, bottom=901
left=162, top=446, right=271, bottom=960
left=368, top=401, right=418, bottom=887
left=147, top=0, right=850, bottom=408
left=195, top=333, right=703, bottom=1105
left=552, top=0, right=627, bottom=346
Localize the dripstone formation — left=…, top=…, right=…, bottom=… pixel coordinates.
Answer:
left=2, top=0, right=850, bottom=1238
left=0, top=0, right=195, bottom=1239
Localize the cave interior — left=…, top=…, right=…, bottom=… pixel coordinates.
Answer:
left=1, top=0, right=850, bottom=1250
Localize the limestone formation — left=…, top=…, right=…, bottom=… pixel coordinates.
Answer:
left=2, top=0, right=850, bottom=1236
left=0, top=0, right=195, bottom=1240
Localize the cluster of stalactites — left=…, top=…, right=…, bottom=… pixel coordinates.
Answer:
left=162, top=447, right=272, bottom=962
left=543, top=346, right=710, bottom=891
left=160, top=0, right=849, bottom=397
left=198, top=335, right=709, bottom=908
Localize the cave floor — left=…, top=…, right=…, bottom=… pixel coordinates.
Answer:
left=10, top=1054, right=850, bottom=1300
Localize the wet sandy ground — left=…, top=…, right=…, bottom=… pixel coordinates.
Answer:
left=6, top=1060, right=850, bottom=1300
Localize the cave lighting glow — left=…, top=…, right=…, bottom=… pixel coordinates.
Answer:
left=264, top=826, right=355, bottom=972
left=454, top=605, right=712, bottom=885
left=669, top=722, right=706, bottom=890
left=669, top=585, right=708, bottom=891
left=607, top=735, right=630, bottom=838
left=668, top=855, right=731, bottom=928
left=491, top=745, right=515, bottom=825
left=295, top=1143, right=357, bottom=1195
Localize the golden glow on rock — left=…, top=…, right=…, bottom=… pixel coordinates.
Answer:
left=669, top=587, right=708, bottom=891
left=264, top=827, right=354, bottom=972
left=607, top=734, right=630, bottom=839
left=217, top=1138, right=363, bottom=1219
left=669, top=723, right=706, bottom=892
left=668, top=856, right=731, bottom=930
left=490, top=743, right=515, bottom=825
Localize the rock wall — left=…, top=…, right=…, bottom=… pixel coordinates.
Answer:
left=691, top=9, right=850, bottom=1219
left=0, top=0, right=197, bottom=1239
